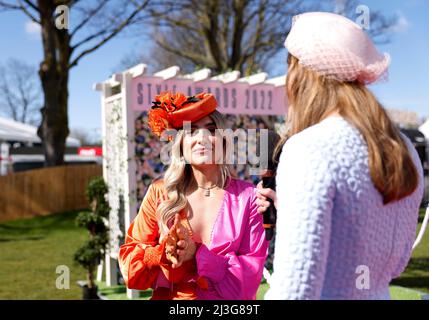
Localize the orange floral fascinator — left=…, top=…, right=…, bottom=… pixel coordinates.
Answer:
left=148, top=91, right=217, bottom=138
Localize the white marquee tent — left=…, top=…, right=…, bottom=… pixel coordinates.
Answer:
left=0, top=116, right=80, bottom=146
left=419, top=118, right=429, bottom=140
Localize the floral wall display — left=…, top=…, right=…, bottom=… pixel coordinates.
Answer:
left=104, top=98, right=127, bottom=258
left=134, top=111, right=285, bottom=204
left=134, top=112, right=285, bottom=271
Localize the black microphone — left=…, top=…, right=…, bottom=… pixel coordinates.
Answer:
left=256, top=129, right=280, bottom=241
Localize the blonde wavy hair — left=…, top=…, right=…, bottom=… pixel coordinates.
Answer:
left=156, top=110, right=233, bottom=235
left=276, top=54, right=419, bottom=205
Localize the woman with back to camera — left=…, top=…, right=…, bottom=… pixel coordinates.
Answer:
left=255, top=12, right=424, bottom=299
left=119, top=91, right=269, bottom=300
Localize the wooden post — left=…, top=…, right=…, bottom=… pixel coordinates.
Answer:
left=122, top=69, right=140, bottom=299
left=96, top=260, right=103, bottom=282
left=0, top=143, right=10, bottom=176
left=94, top=81, right=120, bottom=287
left=105, top=253, right=118, bottom=286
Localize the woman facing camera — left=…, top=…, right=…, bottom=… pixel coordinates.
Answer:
left=259, top=12, right=424, bottom=299
left=119, top=92, right=269, bottom=300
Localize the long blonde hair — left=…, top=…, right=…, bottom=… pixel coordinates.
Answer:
left=156, top=110, right=233, bottom=235
left=279, top=54, right=418, bottom=205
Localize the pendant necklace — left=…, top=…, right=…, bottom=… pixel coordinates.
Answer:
left=197, top=183, right=219, bottom=197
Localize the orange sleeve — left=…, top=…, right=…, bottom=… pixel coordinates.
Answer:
left=118, top=181, right=194, bottom=290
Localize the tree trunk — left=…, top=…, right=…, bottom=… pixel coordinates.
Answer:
left=36, top=0, right=71, bottom=167
left=38, top=69, right=69, bottom=167
left=87, top=267, right=95, bottom=289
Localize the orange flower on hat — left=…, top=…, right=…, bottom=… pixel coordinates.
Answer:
left=171, top=92, right=187, bottom=110
left=148, top=108, right=170, bottom=138
left=149, top=92, right=190, bottom=137
left=148, top=91, right=217, bottom=138
left=154, top=91, right=187, bottom=112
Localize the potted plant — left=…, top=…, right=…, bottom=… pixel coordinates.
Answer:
left=74, top=177, right=110, bottom=300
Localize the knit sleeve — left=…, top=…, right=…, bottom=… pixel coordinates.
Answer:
left=265, top=135, right=336, bottom=300
left=391, top=134, right=425, bottom=278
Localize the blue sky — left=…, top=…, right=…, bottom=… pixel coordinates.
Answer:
left=0, top=0, right=428, bottom=139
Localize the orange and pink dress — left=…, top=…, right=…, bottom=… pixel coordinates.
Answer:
left=118, top=178, right=269, bottom=300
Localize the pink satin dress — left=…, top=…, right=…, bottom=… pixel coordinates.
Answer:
left=118, top=178, right=269, bottom=300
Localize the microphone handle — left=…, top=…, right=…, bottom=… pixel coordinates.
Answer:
left=262, top=176, right=277, bottom=241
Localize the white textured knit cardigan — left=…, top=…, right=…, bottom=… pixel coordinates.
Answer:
left=265, top=116, right=424, bottom=300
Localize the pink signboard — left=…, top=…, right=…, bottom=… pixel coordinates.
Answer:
left=131, top=76, right=288, bottom=116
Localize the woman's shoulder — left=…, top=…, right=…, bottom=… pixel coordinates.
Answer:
left=144, top=177, right=166, bottom=200
left=282, top=116, right=363, bottom=161
left=150, top=177, right=165, bottom=189
left=288, top=117, right=352, bottom=145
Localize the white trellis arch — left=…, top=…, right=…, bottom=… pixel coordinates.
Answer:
left=94, top=63, right=288, bottom=298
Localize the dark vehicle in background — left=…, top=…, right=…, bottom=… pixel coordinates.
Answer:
left=1, top=145, right=102, bottom=174
left=400, top=128, right=428, bottom=205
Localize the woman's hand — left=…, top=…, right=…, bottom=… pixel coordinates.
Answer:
left=164, top=214, right=181, bottom=266
left=164, top=213, right=196, bottom=269
left=174, top=216, right=196, bottom=269
left=256, top=181, right=278, bottom=214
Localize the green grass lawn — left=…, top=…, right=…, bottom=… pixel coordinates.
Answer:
left=96, top=280, right=152, bottom=300
left=390, top=208, right=429, bottom=295
left=0, top=211, right=87, bottom=299
left=96, top=280, right=426, bottom=301
left=1, top=208, right=428, bottom=300
left=255, top=283, right=426, bottom=300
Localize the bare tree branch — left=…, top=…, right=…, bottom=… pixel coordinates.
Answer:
left=0, top=59, right=41, bottom=124
left=0, top=0, right=40, bottom=23
left=137, top=0, right=397, bottom=76
left=69, top=0, right=84, bottom=8
left=0, top=0, right=154, bottom=165
left=68, top=0, right=150, bottom=69
left=147, top=8, right=201, bottom=33
left=155, top=34, right=209, bottom=68
left=70, top=0, right=108, bottom=38
left=18, top=4, right=39, bottom=23
left=0, top=0, right=20, bottom=9
left=20, top=0, right=39, bottom=13
left=71, top=28, right=110, bottom=50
